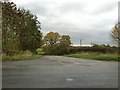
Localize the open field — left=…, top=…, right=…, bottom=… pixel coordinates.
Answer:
left=65, top=52, right=119, bottom=61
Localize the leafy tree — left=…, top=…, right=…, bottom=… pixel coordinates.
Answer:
left=43, top=31, right=61, bottom=46
left=18, top=9, right=42, bottom=53
left=2, top=1, right=42, bottom=54
left=60, top=35, right=71, bottom=46
left=2, top=1, right=20, bottom=53
left=0, top=2, right=1, bottom=29
left=59, top=35, right=71, bottom=54
left=43, top=32, right=71, bottom=55
left=111, top=24, right=120, bottom=44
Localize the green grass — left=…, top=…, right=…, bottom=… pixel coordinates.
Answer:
left=2, top=51, right=43, bottom=61
left=65, top=52, right=119, bottom=61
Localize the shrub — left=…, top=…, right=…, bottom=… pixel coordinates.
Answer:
left=68, top=46, right=118, bottom=54
left=42, top=44, right=70, bottom=55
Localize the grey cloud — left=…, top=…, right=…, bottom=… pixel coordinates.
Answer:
left=59, top=2, right=86, bottom=14
left=21, top=2, right=48, bottom=16
left=91, top=2, right=117, bottom=15
left=13, top=0, right=118, bottom=45
left=40, top=14, right=114, bottom=45
left=70, top=30, right=111, bottom=45
left=41, top=19, right=112, bottom=45
left=118, top=2, right=120, bottom=23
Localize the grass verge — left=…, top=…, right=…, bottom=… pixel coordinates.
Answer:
left=2, top=51, right=43, bottom=61
left=65, top=52, right=119, bottom=61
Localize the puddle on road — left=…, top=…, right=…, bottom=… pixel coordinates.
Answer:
left=73, top=62, right=93, bottom=66
left=74, top=63, right=80, bottom=64
left=66, top=78, right=74, bottom=82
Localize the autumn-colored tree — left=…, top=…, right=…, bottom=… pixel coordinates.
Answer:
left=43, top=32, right=71, bottom=55
left=111, top=24, right=120, bottom=44
left=111, top=23, right=120, bottom=53
left=44, top=31, right=61, bottom=46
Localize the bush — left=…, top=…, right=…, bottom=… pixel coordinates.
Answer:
left=68, top=46, right=118, bottom=54
left=42, top=45, right=118, bottom=55
left=42, top=44, right=70, bottom=55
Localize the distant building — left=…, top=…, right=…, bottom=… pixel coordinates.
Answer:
left=71, top=44, right=91, bottom=47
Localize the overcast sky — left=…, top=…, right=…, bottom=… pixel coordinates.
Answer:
left=11, top=0, right=119, bottom=45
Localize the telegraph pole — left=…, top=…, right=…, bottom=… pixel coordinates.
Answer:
left=80, top=39, right=82, bottom=47
left=91, top=43, right=93, bottom=47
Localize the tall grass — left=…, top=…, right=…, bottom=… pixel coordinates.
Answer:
left=65, top=52, right=119, bottom=61
left=2, top=51, right=43, bottom=61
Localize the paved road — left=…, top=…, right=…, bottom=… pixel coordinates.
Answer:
left=3, top=56, right=118, bottom=88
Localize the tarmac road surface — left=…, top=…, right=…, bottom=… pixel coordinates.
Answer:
left=2, top=56, right=118, bottom=88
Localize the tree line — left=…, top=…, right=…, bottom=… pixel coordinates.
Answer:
left=2, top=1, right=42, bottom=55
